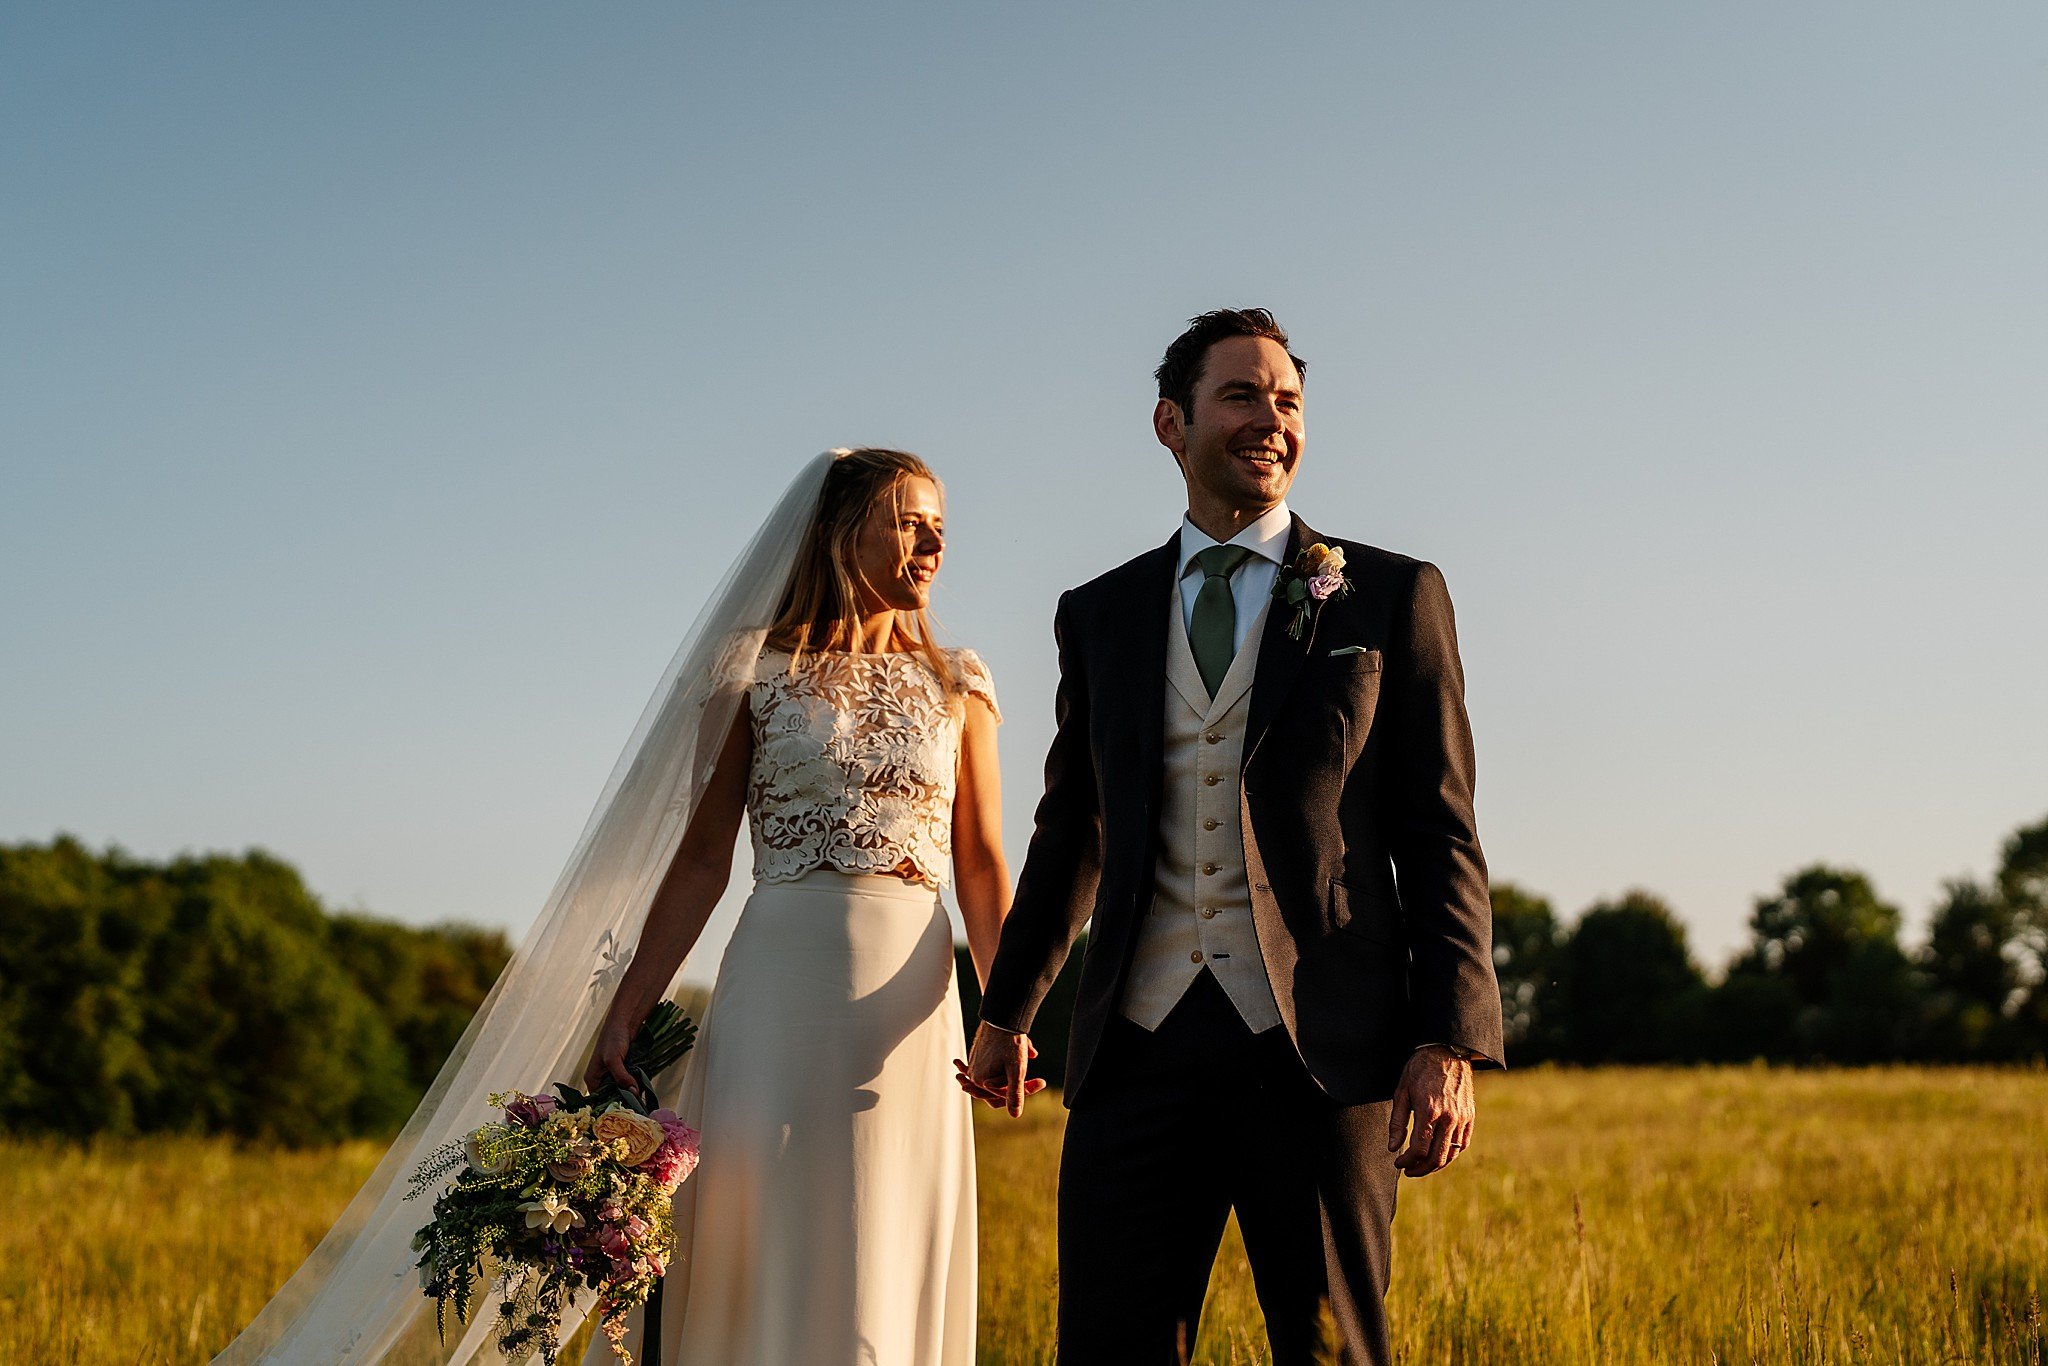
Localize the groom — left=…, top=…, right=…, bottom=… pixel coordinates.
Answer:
left=963, top=309, right=1504, bottom=1365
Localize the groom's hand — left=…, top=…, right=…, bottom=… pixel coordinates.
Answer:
left=1389, top=1044, right=1475, bottom=1177
left=954, top=1022, right=1046, bottom=1117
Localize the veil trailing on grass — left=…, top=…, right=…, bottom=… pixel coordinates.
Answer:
left=213, top=451, right=839, bottom=1365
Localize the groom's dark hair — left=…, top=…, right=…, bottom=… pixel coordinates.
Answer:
left=1155, top=308, right=1306, bottom=419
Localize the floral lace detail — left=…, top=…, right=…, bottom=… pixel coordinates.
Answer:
left=743, top=647, right=998, bottom=888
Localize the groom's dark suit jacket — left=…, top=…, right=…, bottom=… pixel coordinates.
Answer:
left=979, top=515, right=1505, bottom=1105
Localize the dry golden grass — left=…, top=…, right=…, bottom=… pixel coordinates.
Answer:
left=2, top=1067, right=2041, bottom=1364
left=0, top=1136, right=386, bottom=1364
left=974, top=1067, right=2048, bottom=1365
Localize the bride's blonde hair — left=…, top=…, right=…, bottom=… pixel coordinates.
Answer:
left=766, top=447, right=948, bottom=678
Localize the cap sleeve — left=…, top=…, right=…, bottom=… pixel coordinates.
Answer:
left=947, top=647, right=1001, bottom=724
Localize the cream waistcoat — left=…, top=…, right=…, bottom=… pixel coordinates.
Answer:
left=1118, top=587, right=1283, bottom=1033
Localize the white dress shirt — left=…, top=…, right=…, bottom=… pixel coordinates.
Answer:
left=1176, top=501, right=1292, bottom=656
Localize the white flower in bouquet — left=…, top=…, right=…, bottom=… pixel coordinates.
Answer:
left=463, top=1129, right=514, bottom=1177
left=518, top=1191, right=585, bottom=1235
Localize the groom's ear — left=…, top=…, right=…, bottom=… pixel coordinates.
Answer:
left=1153, top=397, right=1187, bottom=458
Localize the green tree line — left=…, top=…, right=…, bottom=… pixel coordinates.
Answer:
left=1492, top=812, right=2048, bottom=1065
left=0, top=837, right=509, bottom=1144
left=6, top=811, right=2041, bottom=1142
left=959, top=811, right=2048, bottom=1086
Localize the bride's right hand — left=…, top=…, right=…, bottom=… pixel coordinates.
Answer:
left=584, top=1013, right=643, bottom=1097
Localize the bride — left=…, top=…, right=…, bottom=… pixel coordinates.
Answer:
left=212, top=448, right=1022, bottom=1365
left=582, top=447, right=1013, bottom=1364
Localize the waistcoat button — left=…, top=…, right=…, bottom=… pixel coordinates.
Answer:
left=1190, top=950, right=1204, bottom=964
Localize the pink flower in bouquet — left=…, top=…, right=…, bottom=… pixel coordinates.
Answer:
left=547, top=1136, right=599, bottom=1183
left=548, top=1154, right=595, bottom=1182
left=503, top=1092, right=558, bottom=1127
left=646, top=1109, right=702, bottom=1187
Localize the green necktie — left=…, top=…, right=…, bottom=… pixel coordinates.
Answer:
left=1189, top=544, right=1253, bottom=698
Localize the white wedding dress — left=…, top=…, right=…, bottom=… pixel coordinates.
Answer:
left=593, top=645, right=997, bottom=1366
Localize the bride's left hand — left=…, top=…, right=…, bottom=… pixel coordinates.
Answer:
left=954, top=1022, right=1046, bottom=1116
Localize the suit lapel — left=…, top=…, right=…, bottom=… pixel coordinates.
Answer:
left=1243, top=515, right=1320, bottom=766
left=1119, top=532, right=1179, bottom=805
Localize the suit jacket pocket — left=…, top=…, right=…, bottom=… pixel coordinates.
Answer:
left=1329, top=877, right=1399, bottom=948
left=1314, top=647, right=1383, bottom=674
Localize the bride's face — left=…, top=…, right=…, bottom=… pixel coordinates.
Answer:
left=850, top=474, right=944, bottom=614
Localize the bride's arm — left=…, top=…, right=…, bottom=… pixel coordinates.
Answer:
left=951, top=696, right=1009, bottom=991
left=585, top=701, right=753, bottom=1094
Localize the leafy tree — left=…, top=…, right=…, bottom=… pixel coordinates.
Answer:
left=1735, top=866, right=1921, bottom=1061
left=1924, top=879, right=2024, bottom=1012
left=0, top=838, right=160, bottom=1135
left=1489, top=883, right=1563, bottom=1061
left=1807, top=937, right=1922, bottom=1061
left=1737, top=866, right=1902, bottom=1007
left=130, top=851, right=410, bottom=1142
left=1698, top=968, right=1801, bottom=1063
left=1920, top=878, right=2025, bottom=1059
left=1997, top=814, right=2048, bottom=917
left=1995, top=814, right=2048, bottom=1056
left=330, top=915, right=512, bottom=1099
left=0, top=838, right=507, bottom=1144
left=1553, top=891, right=1704, bottom=1063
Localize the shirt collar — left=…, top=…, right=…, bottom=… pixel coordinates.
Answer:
left=1177, top=501, right=1293, bottom=580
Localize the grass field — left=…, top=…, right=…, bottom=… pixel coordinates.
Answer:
left=2, top=1067, right=2041, bottom=1364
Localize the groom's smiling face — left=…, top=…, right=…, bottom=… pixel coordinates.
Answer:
left=1157, top=334, right=1304, bottom=521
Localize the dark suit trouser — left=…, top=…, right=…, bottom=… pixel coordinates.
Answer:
left=1056, top=970, right=1402, bottom=1366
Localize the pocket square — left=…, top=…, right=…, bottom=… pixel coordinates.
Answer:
left=1327, top=645, right=1370, bottom=657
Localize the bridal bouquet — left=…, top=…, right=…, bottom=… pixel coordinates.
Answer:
left=407, top=1002, right=700, bottom=1366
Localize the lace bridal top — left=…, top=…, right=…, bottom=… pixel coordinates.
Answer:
left=739, top=647, right=1000, bottom=888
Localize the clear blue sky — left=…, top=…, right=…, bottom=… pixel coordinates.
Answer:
left=5, top=3, right=2044, bottom=982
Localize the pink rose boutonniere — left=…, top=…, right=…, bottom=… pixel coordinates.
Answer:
left=1271, top=542, right=1353, bottom=641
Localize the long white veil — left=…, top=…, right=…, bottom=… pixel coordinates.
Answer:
left=214, top=451, right=838, bottom=1364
